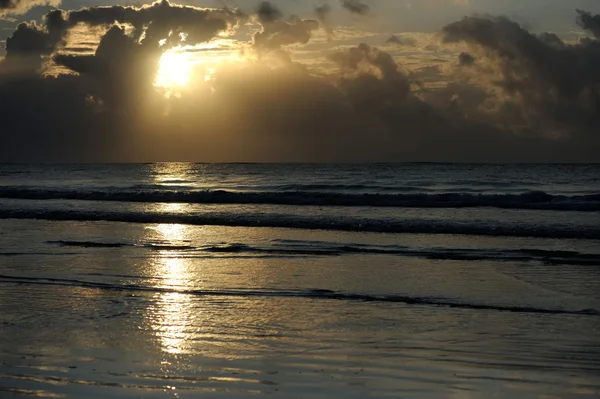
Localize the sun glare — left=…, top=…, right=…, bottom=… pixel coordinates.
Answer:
left=153, top=39, right=244, bottom=90
left=155, top=51, right=192, bottom=88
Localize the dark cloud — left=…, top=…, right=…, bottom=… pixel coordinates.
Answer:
left=255, top=0, right=281, bottom=24
left=2, top=10, right=68, bottom=75
left=0, top=74, right=116, bottom=162
left=67, top=0, right=244, bottom=48
left=537, top=32, right=565, bottom=48
left=385, top=34, right=417, bottom=46
left=458, top=52, right=475, bottom=66
left=4, top=23, right=50, bottom=72
left=443, top=12, right=600, bottom=139
left=329, top=43, right=408, bottom=87
left=340, top=0, right=369, bottom=16
left=315, top=4, right=333, bottom=40
left=252, top=2, right=319, bottom=53
left=253, top=17, right=319, bottom=52
left=54, top=24, right=157, bottom=111
left=577, top=9, right=600, bottom=38
left=0, top=0, right=60, bottom=17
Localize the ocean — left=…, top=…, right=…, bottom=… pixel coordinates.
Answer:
left=0, top=163, right=599, bottom=398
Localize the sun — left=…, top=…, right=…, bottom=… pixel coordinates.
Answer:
left=155, top=51, right=192, bottom=88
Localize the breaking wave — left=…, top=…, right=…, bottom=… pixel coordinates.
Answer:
left=1, top=208, right=600, bottom=239
left=41, top=239, right=600, bottom=265
left=0, top=187, right=599, bottom=211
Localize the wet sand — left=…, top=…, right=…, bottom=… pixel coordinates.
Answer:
left=1, top=220, right=600, bottom=398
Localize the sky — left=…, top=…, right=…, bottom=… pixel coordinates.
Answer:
left=1, top=0, right=600, bottom=162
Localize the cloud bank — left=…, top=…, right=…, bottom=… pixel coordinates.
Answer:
left=0, top=1, right=599, bottom=162
left=0, top=0, right=60, bottom=17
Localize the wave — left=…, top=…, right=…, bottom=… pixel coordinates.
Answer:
left=275, top=181, right=549, bottom=191
left=43, top=239, right=600, bottom=265
left=2, top=209, right=599, bottom=239
left=1, top=275, right=597, bottom=316
left=47, top=240, right=128, bottom=248
left=0, top=252, right=81, bottom=256
left=272, top=183, right=426, bottom=192
left=47, top=240, right=194, bottom=250
left=1, top=187, right=599, bottom=211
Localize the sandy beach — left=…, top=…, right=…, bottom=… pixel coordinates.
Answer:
left=2, top=215, right=599, bottom=398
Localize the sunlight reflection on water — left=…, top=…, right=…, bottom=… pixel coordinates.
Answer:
left=150, top=247, right=195, bottom=354
left=151, top=162, right=197, bottom=188
left=152, top=257, right=194, bottom=354
left=145, top=164, right=199, bottom=354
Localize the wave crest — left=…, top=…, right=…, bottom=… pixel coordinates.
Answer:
left=0, top=187, right=599, bottom=211
left=2, top=209, right=599, bottom=239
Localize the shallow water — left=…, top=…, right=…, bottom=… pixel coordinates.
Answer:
left=1, top=163, right=599, bottom=398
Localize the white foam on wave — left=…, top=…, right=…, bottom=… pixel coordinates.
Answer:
left=0, top=187, right=599, bottom=211
left=1, top=208, right=599, bottom=239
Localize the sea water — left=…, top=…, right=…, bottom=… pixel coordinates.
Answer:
left=0, top=163, right=599, bottom=398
